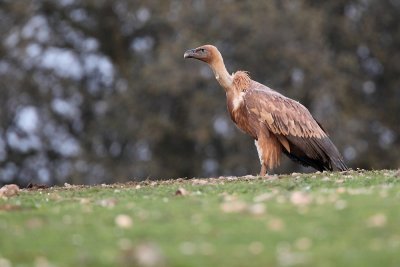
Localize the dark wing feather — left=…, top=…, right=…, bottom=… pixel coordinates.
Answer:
left=244, top=83, right=348, bottom=171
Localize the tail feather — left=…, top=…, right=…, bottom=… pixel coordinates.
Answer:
left=282, top=149, right=326, bottom=171
left=313, top=137, right=348, bottom=171
left=282, top=135, right=348, bottom=171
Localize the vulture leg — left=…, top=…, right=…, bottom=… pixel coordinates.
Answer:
left=254, top=140, right=266, bottom=176
left=255, top=132, right=281, bottom=177
left=260, top=164, right=267, bottom=176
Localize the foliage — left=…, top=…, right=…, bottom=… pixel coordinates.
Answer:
left=0, top=1, right=399, bottom=185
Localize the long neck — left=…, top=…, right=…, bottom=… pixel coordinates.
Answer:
left=209, top=58, right=233, bottom=92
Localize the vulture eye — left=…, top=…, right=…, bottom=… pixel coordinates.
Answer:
left=200, top=48, right=205, bottom=53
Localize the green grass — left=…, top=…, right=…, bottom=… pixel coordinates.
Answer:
left=1, top=170, right=400, bottom=267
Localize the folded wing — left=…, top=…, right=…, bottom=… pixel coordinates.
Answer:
left=244, top=86, right=348, bottom=171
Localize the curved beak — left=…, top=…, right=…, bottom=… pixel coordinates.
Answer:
left=184, top=49, right=196, bottom=59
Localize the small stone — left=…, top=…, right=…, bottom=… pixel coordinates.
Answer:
left=115, top=214, right=133, bottom=229
left=97, top=198, right=117, bottom=208
left=290, top=191, right=312, bottom=206
left=175, top=187, right=189, bottom=196
left=0, top=184, right=20, bottom=198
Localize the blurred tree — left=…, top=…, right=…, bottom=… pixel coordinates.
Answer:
left=306, top=0, right=400, bottom=169
left=0, top=0, right=398, bottom=186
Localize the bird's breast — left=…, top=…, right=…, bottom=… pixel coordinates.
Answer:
left=227, top=93, right=257, bottom=139
left=231, top=91, right=245, bottom=111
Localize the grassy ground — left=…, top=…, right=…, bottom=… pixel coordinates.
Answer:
left=1, top=170, right=399, bottom=267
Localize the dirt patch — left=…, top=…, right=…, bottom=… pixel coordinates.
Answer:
left=26, top=183, right=50, bottom=190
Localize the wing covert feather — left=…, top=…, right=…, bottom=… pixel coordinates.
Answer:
left=244, top=89, right=326, bottom=139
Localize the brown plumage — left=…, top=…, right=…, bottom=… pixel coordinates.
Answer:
left=184, top=44, right=348, bottom=175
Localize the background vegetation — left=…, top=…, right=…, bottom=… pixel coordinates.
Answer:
left=0, top=0, right=399, bottom=185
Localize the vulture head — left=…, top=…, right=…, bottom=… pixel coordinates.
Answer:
left=184, top=44, right=221, bottom=64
